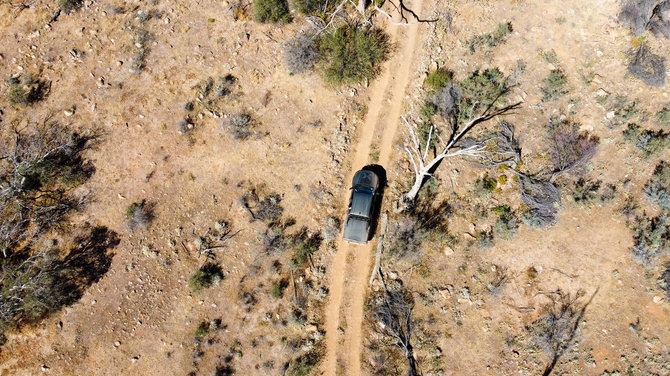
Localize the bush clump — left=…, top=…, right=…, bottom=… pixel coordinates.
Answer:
left=630, top=214, right=669, bottom=268
left=283, top=34, right=319, bottom=75
left=623, top=124, right=670, bottom=157
left=189, top=263, right=224, bottom=292
left=656, top=106, right=670, bottom=124
left=319, top=25, right=389, bottom=86
left=294, top=0, right=330, bottom=14
left=225, top=113, right=254, bottom=140
left=644, top=162, right=670, bottom=209
left=464, top=22, right=513, bottom=53
left=253, top=0, right=291, bottom=23
left=124, top=201, right=154, bottom=230
left=59, top=0, right=83, bottom=12
left=6, top=74, right=49, bottom=105
left=545, top=118, right=599, bottom=175
left=541, top=69, right=569, bottom=101
left=424, top=69, right=453, bottom=91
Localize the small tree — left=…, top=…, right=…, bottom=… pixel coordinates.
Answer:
left=545, top=118, right=599, bottom=182
left=528, top=289, right=596, bottom=376
left=401, top=69, right=521, bottom=207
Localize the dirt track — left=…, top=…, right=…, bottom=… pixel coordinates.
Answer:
left=322, top=4, right=425, bottom=374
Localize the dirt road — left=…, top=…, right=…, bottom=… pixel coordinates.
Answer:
left=322, top=4, right=425, bottom=374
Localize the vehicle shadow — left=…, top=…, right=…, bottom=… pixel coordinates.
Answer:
left=362, top=164, right=387, bottom=241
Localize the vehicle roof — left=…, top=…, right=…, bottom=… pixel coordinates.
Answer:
left=343, top=215, right=369, bottom=243
left=350, top=189, right=373, bottom=218
left=352, top=170, right=379, bottom=190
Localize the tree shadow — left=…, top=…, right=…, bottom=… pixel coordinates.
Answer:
left=49, top=226, right=120, bottom=310
left=0, top=226, right=119, bottom=340
left=362, top=164, right=387, bottom=240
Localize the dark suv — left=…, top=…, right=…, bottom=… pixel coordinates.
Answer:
left=342, top=169, right=380, bottom=244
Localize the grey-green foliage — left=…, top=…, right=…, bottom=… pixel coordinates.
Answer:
left=465, top=22, right=513, bottom=53
left=623, top=124, right=670, bottom=157
left=283, top=34, right=319, bottom=75
left=631, top=214, right=669, bottom=268
left=644, top=162, right=670, bottom=210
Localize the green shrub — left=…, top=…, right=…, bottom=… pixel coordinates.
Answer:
left=656, top=106, right=670, bottom=124
left=492, top=205, right=510, bottom=215
left=270, top=280, right=286, bottom=298
left=571, top=178, right=601, bottom=205
left=253, top=0, right=291, bottom=23
left=319, top=25, right=389, bottom=86
left=294, top=0, right=330, bottom=14
left=464, top=22, right=512, bottom=53
left=631, top=214, right=669, bottom=268
left=59, top=0, right=82, bottom=12
left=194, top=321, right=211, bottom=337
left=644, top=162, right=670, bottom=210
left=189, top=263, right=224, bottom=292
left=424, top=69, right=453, bottom=91
left=287, top=350, right=320, bottom=376
left=623, top=124, right=670, bottom=157
left=419, top=101, right=437, bottom=120
left=541, top=69, right=569, bottom=101
left=474, top=176, right=497, bottom=195
left=6, top=74, right=49, bottom=105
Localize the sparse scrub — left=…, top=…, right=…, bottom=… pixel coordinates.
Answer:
left=659, top=263, right=670, bottom=298
left=225, top=113, right=254, bottom=140
left=253, top=0, right=291, bottom=23
left=464, top=22, right=513, bottom=53
left=492, top=207, right=519, bottom=240
left=385, top=216, right=422, bottom=262
left=656, top=106, right=670, bottom=124
left=630, top=214, right=669, bottom=268
left=607, top=95, right=642, bottom=128
left=130, top=29, right=153, bottom=73
left=571, top=178, right=602, bottom=206
left=283, top=34, right=319, bottom=75
left=189, top=263, right=224, bottom=292
left=539, top=49, right=559, bottom=64
left=59, top=0, right=83, bottom=12
left=419, top=101, right=437, bottom=120
left=541, top=69, right=569, bottom=101
left=124, top=201, right=153, bottom=230
left=623, top=124, right=670, bottom=157
left=215, top=74, right=237, bottom=98
left=6, top=74, right=49, bottom=105
left=286, top=350, right=321, bottom=376
left=319, top=25, right=389, bottom=86
left=644, top=162, right=670, bottom=209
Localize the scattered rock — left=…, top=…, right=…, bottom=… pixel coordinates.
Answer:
left=63, top=110, right=74, bottom=117
left=131, top=356, right=139, bottom=363
left=41, top=364, right=49, bottom=371
left=114, top=341, right=121, bottom=347
left=443, top=246, right=454, bottom=256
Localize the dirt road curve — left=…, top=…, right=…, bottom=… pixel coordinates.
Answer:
left=322, top=4, right=425, bottom=375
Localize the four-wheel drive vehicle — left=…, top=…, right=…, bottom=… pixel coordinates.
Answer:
left=342, top=169, right=380, bottom=244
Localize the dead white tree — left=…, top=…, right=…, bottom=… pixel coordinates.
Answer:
left=401, top=101, right=521, bottom=208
